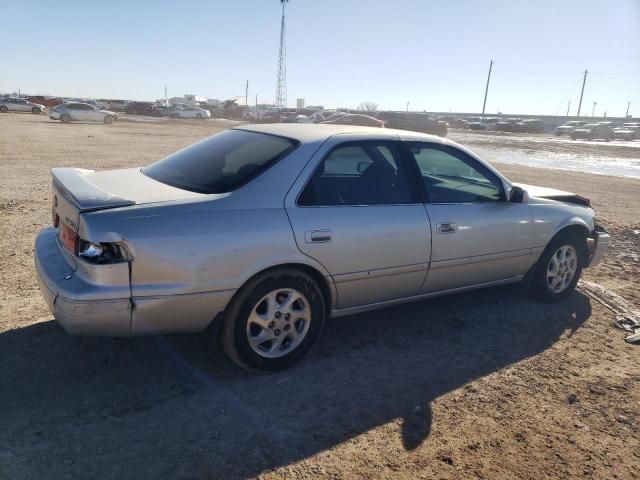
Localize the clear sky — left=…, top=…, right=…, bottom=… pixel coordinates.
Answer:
left=2, top=0, right=639, bottom=116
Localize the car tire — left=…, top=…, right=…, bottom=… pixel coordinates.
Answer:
left=529, top=231, right=586, bottom=303
left=196, top=113, right=202, bottom=119
left=220, top=268, right=325, bottom=371
left=103, top=115, right=113, bottom=125
left=32, top=107, right=42, bottom=114
left=60, top=114, right=71, bottom=123
left=0, top=106, right=7, bottom=113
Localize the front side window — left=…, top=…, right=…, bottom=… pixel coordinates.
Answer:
left=298, top=142, right=413, bottom=206
left=409, top=143, right=504, bottom=203
left=143, top=129, right=297, bottom=194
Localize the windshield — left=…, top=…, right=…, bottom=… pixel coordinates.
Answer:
left=142, top=129, right=298, bottom=194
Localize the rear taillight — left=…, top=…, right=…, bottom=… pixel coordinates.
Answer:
left=78, top=239, right=130, bottom=264
left=52, top=208, right=59, bottom=227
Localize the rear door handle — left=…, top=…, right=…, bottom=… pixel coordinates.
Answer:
left=305, top=230, right=332, bottom=243
left=436, top=223, right=457, bottom=234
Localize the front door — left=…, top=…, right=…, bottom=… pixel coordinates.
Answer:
left=405, top=142, right=534, bottom=293
left=286, top=139, right=431, bottom=309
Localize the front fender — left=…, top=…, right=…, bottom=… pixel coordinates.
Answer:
left=528, top=198, right=594, bottom=249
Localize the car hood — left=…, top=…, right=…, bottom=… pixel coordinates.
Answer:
left=513, top=183, right=590, bottom=207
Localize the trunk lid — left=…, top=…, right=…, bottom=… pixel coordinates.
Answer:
left=51, top=167, right=205, bottom=269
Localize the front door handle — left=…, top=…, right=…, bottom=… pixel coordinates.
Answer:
left=305, top=230, right=332, bottom=243
left=436, top=223, right=457, bottom=234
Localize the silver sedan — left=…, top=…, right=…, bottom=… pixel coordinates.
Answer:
left=35, top=124, right=609, bottom=370
left=0, top=97, right=46, bottom=114
left=49, top=102, right=118, bottom=124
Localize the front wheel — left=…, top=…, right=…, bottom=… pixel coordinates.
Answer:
left=196, top=113, right=202, bottom=119
left=32, top=107, right=42, bottom=114
left=60, top=114, right=71, bottom=123
left=220, top=268, right=325, bottom=371
left=0, top=106, right=8, bottom=113
left=103, top=115, right=113, bottom=124
left=530, top=233, right=585, bottom=302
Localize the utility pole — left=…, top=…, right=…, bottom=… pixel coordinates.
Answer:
left=576, top=69, right=587, bottom=118
left=481, top=60, right=493, bottom=116
left=164, top=85, right=168, bottom=106
left=566, top=100, right=571, bottom=117
left=592, top=101, right=597, bottom=117
left=245, top=80, right=249, bottom=107
left=406, top=101, right=410, bottom=112
left=626, top=101, right=631, bottom=118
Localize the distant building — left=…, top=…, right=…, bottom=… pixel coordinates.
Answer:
left=169, top=94, right=207, bottom=106
left=296, top=98, right=305, bottom=109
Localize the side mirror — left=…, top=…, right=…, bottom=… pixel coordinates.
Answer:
left=510, top=186, right=529, bottom=203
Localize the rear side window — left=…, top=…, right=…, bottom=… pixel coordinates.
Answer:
left=143, top=129, right=297, bottom=194
left=298, top=142, right=413, bottom=206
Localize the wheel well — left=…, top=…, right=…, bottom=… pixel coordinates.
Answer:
left=550, top=224, right=590, bottom=259
left=245, top=263, right=333, bottom=315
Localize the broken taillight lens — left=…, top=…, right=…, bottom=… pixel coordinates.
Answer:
left=78, top=239, right=130, bottom=264
left=52, top=208, right=59, bottom=228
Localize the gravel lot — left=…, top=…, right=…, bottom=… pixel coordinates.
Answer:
left=1, top=113, right=639, bottom=480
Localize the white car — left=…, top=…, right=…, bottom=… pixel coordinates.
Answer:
left=171, top=106, right=211, bottom=119
left=0, top=97, right=46, bottom=114
left=49, top=103, right=118, bottom=124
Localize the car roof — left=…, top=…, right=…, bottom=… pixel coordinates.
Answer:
left=235, top=123, right=448, bottom=144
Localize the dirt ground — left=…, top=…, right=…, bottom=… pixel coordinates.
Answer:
left=1, top=113, right=639, bottom=480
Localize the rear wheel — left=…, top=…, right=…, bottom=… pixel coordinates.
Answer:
left=31, top=107, right=42, bottom=114
left=530, top=232, right=586, bottom=302
left=221, top=268, right=325, bottom=371
left=103, top=115, right=113, bottom=125
left=0, top=106, right=7, bottom=113
left=196, top=113, right=203, bottom=119
left=60, top=114, right=71, bottom=123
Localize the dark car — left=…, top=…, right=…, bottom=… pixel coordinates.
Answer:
left=449, top=118, right=469, bottom=129
left=522, top=119, right=545, bottom=133
left=570, top=123, right=614, bottom=141
left=124, top=102, right=161, bottom=116
left=379, top=112, right=447, bottom=136
left=495, top=118, right=527, bottom=133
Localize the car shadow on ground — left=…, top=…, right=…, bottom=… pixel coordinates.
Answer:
left=0, top=285, right=591, bottom=479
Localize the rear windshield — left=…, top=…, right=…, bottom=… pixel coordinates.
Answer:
left=142, top=129, right=298, bottom=194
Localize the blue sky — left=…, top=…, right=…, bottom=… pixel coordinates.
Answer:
left=2, top=0, right=639, bottom=115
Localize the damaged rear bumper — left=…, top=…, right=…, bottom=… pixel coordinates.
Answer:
left=35, top=228, right=132, bottom=336
left=586, top=225, right=610, bottom=268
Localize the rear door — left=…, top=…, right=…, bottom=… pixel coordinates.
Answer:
left=285, top=136, right=431, bottom=310
left=405, top=142, right=534, bottom=293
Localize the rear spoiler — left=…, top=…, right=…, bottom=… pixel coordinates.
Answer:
left=51, top=168, right=136, bottom=211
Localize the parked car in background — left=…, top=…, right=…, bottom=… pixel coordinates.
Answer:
left=468, top=121, right=488, bottom=130
left=171, top=106, right=211, bottom=119
left=380, top=112, right=447, bottom=136
left=495, top=118, right=527, bottom=133
left=48, top=102, right=118, bottom=124
left=555, top=121, right=587, bottom=136
left=125, top=102, right=161, bottom=116
left=449, top=118, right=469, bottom=129
left=27, top=96, right=63, bottom=108
left=522, top=119, right=545, bottom=133
left=623, top=123, right=640, bottom=139
left=0, top=97, right=46, bottom=114
left=35, top=124, right=609, bottom=371
left=570, top=123, right=614, bottom=141
left=321, top=113, right=384, bottom=128
left=612, top=126, right=637, bottom=141
left=320, top=113, right=347, bottom=123
left=597, top=121, right=620, bottom=129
